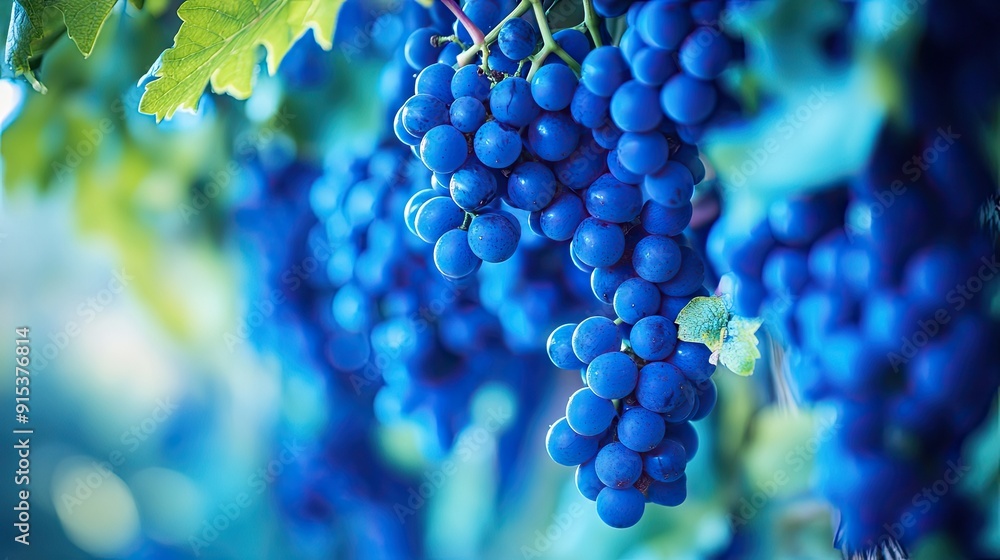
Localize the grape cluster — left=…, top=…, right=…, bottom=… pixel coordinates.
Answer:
left=702, top=0, right=1000, bottom=554
left=708, top=140, right=998, bottom=555
left=233, top=153, right=421, bottom=557
left=394, top=0, right=739, bottom=281
left=543, top=221, right=716, bottom=527
left=386, top=0, right=740, bottom=527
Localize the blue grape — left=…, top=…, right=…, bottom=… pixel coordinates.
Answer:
left=636, top=2, right=691, bottom=50
left=646, top=476, right=686, bottom=506
left=679, top=26, right=732, bottom=80
left=617, top=406, right=666, bottom=452
left=690, top=379, right=717, bottom=421
left=641, top=200, right=692, bottom=236
left=467, top=212, right=520, bottom=262
left=570, top=241, right=596, bottom=273
left=661, top=74, right=717, bottom=124
left=507, top=161, right=556, bottom=211
left=414, top=196, right=465, bottom=243
left=586, top=351, right=639, bottom=399
left=591, top=263, right=636, bottom=304
left=449, top=96, right=487, bottom=133
left=644, top=161, right=694, bottom=207
left=394, top=107, right=422, bottom=146
left=581, top=46, right=629, bottom=97
left=404, top=189, right=437, bottom=235
left=438, top=42, right=462, bottom=65
left=527, top=111, right=581, bottom=161
left=631, top=47, right=677, bottom=86
left=546, top=417, right=599, bottom=466
left=644, top=438, right=686, bottom=482
left=613, top=278, right=661, bottom=324
left=497, top=17, right=537, bottom=60
left=665, top=340, right=714, bottom=382
left=401, top=94, right=449, bottom=137
left=405, top=28, right=444, bottom=69
left=618, top=26, right=644, bottom=62
left=450, top=162, right=497, bottom=210
left=490, top=77, right=541, bottom=127
left=488, top=50, right=521, bottom=75
left=617, top=131, right=669, bottom=175
left=630, top=315, right=679, bottom=361
left=572, top=316, right=622, bottom=363
left=607, top=149, right=644, bottom=185
left=573, top=218, right=626, bottom=267
left=548, top=323, right=587, bottom=370
left=610, top=80, right=662, bottom=132
left=531, top=64, right=577, bottom=111
left=474, top=121, right=522, bottom=168
left=420, top=125, right=469, bottom=173
left=576, top=459, right=605, bottom=501
left=585, top=174, right=643, bottom=223
left=415, top=63, right=456, bottom=103
left=671, top=143, right=706, bottom=184
left=433, top=228, right=481, bottom=278
left=593, top=0, right=633, bottom=18
left=551, top=29, right=591, bottom=65
left=596, top=487, right=645, bottom=528
left=658, top=245, right=705, bottom=296
left=633, top=234, right=681, bottom=282
left=761, top=247, right=810, bottom=296
left=636, top=361, right=692, bottom=414
left=570, top=85, right=611, bottom=128
left=553, top=135, right=609, bottom=190
left=566, top=387, right=617, bottom=436
left=452, top=65, right=491, bottom=100
left=663, top=422, right=698, bottom=461
left=592, top=119, right=624, bottom=149
left=595, top=442, right=642, bottom=488
left=539, top=191, right=587, bottom=241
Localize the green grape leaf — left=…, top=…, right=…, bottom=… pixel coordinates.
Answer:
left=138, top=0, right=342, bottom=121
left=5, top=0, right=119, bottom=92
left=675, top=296, right=730, bottom=352
left=718, top=315, right=764, bottom=377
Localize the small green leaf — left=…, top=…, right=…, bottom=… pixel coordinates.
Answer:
left=718, top=315, right=764, bottom=376
left=138, top=0, right=343, bottom=121
left=675, top=296, right=730, bottom=352
left=5, top=0, right=118, bottom=92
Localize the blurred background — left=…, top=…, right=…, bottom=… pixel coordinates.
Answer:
left=0, top=0, right=997, bottom=559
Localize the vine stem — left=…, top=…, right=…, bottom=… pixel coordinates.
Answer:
left=526, top=0, right=581, bottom=79
left=441, top=0, right=486, bottom=46
left=581, top=0, right=603, bottom=48
left=456, top=0, right=533, bottom=67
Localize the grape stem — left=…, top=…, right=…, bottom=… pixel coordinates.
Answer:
left=581, top=0, right=603, bottom=48
left=456, top=0, right=533, bottom=67
left=441, top=0, right=486, bottom=46
left=526, top=0, right=581, bottom=79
